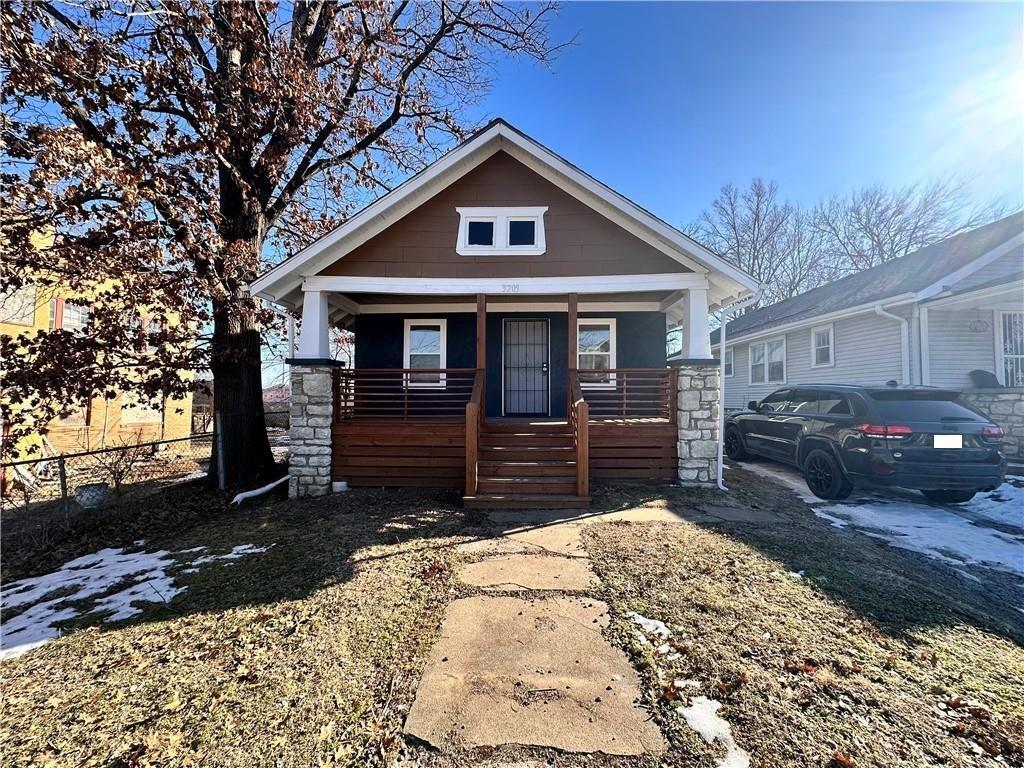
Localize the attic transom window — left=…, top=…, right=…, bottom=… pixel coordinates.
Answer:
left=456, top=207, right=547, bottom=256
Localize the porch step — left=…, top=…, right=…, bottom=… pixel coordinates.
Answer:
left=482, top=421, right=569, bottom=433
left=479, top=460, right=576, bottom=477
left=480, top=446, right=575, bottom=462
left=480, top=434, right=573, bottom=448
left=478, top=477, right=577, bottom=495
left=462, top=494, right=591, bottom=510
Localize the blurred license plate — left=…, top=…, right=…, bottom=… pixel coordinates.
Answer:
left=934, top=435, right=962, bottom=449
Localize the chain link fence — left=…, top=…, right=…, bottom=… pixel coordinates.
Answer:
left=1, top=413, right=289, bottom=551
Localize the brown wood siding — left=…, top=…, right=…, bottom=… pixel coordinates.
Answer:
left=331, top=419, right=465, bottom=488
left=589, top=422, right=677, bottom=480
left=319, top=151, right=690, bottom=279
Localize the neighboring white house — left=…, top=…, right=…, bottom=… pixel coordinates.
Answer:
left=706, top=212, right=1024, bottom=457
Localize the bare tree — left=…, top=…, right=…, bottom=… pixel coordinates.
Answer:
left=812, top=177, right=1009, bottom=272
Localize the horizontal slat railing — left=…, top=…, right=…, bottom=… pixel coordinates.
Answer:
left=333, top=368, right=479, bottom=420
left=578, top=368, right=677, bottom=421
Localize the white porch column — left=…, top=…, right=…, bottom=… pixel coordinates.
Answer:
left=296, top=289, right=330, bottom=359
left=685, top=287, right=712, bottom=359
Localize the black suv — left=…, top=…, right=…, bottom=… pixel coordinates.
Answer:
left=724, top=385, right=1006, bottom=503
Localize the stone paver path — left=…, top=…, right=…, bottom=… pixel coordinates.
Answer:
left=404, top=509, right=670, bottom=757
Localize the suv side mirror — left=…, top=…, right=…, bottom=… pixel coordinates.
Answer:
left=747, top=400, right=760, bottom=412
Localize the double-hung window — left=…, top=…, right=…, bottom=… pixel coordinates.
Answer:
left=62, top=303, right=91, bottom=333
left=811, top=324, right=834, bottom=368
left=456, top=207, right=547, bottom=256
left=749, top=337, right=785, bottom=384
left=577, top=319, right=616, bottom=387
left=722, top=348, right=734, bottom=377
left=403, top=319, right=446, bottom=388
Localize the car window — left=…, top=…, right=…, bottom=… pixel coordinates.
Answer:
left=868, top=391, right=984, bottom=421
left=818, top=390, right=852, bottom=416
left=760, top=389, right=790, bottom=413
left=784, top=389, right=818, bottom=414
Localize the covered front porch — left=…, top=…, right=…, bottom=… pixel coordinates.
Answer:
left=288, top=276, right=721, bottom=505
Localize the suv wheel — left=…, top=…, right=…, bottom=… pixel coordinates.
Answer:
left=724, top=426, right=748, bottom=461
left=921, top=489, right=976, bottom=504
left=803, top=448, right=852, bottom=501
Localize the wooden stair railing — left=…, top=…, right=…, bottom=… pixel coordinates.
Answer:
left=464, top=370, right=484, bottom=496
left=569, top=370, right=589, bottom=498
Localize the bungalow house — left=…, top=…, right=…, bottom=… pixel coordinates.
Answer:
left=710, top=213, right=1024, bottom=458
left=249, top=119, right=759, bottom=506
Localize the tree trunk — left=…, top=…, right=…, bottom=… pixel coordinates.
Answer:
left=209, top=294, right=276, bottom=487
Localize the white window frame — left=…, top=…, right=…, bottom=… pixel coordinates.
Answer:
left=810, top=323, right=835, bottom=369
left=0, top=284, right=36, bottom=326
left=723, top=348, right=734, bottom=378
left=456, top=206, right=548, bottom=256
left=403, top=318, right=447, bottom=389
left=577, top=317, right=617, bottom=389
left=749, top=336, right=786, bottom=385
left=997, top=309, right=1024, bottom=387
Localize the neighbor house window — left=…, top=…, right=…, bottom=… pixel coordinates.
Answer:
left=456, top=207, right=547, bottom=256
left=723, top=348, right=734, bottom=377
left=62, top=303, right=91, bottom=333
left=999, top=311, right=1024, bottom=387
left=749, top=337, right=785, bottom=384
left=811, top=324, right=834, bottom=368
left=403, top=319, right=446, bottom=387
left=578, top=319, right=616, bottom=387
left=0, top=284, right=36, bottom=326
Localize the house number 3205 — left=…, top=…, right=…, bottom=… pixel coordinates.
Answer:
left=501, top=283, right=520, bottom=293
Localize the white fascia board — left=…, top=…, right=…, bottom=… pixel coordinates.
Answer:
left=302, top=272, right=707, bottom=296
left=710, top=293, right=917, bottom=351
left=249, top=121, right=759, bottom=304
left=923, top=281, right=1024, bottom=309
left=915, top=233, right=1023, bottom=301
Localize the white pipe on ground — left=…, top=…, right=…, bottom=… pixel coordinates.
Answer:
left=230, top=475, right=288, bottom=506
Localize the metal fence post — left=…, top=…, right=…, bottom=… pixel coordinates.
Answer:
left=57, top=455, right=70, bottom=523
left=214, top=411, right=226, bottom=491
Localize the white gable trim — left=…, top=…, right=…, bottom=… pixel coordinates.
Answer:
left=249, top=120, right=758, bottom=305
left=915, top=232, right=1023, bottom=301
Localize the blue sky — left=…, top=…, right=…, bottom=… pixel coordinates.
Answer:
left=470, top=1, right=1023, bottom=226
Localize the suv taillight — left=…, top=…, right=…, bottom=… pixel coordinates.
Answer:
left=857, top=423, right=913, bottom=439
left=982, top=425, right=1004, bottom=441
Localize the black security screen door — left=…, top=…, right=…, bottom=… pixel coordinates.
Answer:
left=503, top=319, right=550, bottom=416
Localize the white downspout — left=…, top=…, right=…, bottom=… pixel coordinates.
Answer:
left=716, top=292, right=761, bottom=491
left=874, top=304, right=911, bottom=385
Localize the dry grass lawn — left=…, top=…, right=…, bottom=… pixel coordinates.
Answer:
left=2, top=470, right=1022, bottom=768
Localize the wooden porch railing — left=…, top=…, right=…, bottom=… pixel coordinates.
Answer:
left=576, top=368, right=678, bottom=423
left=332, top=368, right=478, bottom=420
left=464, top=370, right=484, bottom=496
left=568, top=370, right=590, bottom=497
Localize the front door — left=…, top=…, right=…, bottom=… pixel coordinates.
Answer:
left=503, top=318, right=550, bottom=416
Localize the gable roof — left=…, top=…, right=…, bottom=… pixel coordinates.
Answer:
left=712, top=212, right=1023, bottom=345
left=249, top=118, right=760, bottom=309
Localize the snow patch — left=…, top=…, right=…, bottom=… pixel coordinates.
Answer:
left=1, top=542, right=272, bottom=661
left=626, top=611, right=671, bottom=638
left=743, top=463, right=1024, bottom=577
left=676, top=695, right=751, bottom=768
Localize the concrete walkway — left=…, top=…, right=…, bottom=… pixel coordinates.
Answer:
left=404, top=509, right=670, bottom=757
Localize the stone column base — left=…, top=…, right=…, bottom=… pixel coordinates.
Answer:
left=288, top=365, right=334, bottom=498
left=674, top=361, right=720, bottom=486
